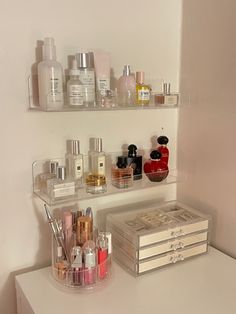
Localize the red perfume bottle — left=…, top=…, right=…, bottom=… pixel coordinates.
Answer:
left=157, top=136, right=169, bottom=165
left=144, top=150, right=169, bottom=182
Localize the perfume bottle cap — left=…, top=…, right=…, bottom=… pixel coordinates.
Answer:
left=67, top=139, right=80, bottom=155
left=136, top=71, right=144, bottom=84
left=123, top=65, right=131, bottom=76
left=157, top=136, right=169, bottom=145
left=89, top=138, right=103, bottom=152
left=150, top=150, right=161, bottom=160
left=49, top=161, right=58, bottom=175
left=163, top=83, right=171, bottom=95
left=77, top=52, right=92, bottom=68
left=117, top=156, right=128, bottom=168
left=128, top=144, right=137, bottom=157
left=69, top=58, right=80, bottom=76
left=57, top=166, right=66, bottom=180
left=43, top=37, right=56, bottom=60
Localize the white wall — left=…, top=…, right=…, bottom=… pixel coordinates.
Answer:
left=0, top=1, right=182, bottom=313
left=178, top=0, right=236, bottom=258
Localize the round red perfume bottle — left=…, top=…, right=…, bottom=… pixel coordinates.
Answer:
left=157, top=136, right=169, bottom=165
left=144, top=150, right=169, bottom=182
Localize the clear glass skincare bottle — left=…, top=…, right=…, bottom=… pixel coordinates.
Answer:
left=111, top=156, right=133, bottom=189
left=135, top=71, right=151, bottom=106
left=76, top=52, right=95, bottom=107
left=47, top=166, right=76, bottom=201
left=67, top=58, right=84, bottom=107
left=38, top=37, right=64, bottom=110
left=117, top=65, right=136, bottom=106
left=86, top=138, right=107, bottom=194
left=65, top=140, right=83, bottom=188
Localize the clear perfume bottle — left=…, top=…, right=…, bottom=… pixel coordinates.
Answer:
left=67, top=58, right=84, bottom=107
left=38, top=160, right=58, bottom=193
left=76, top=52, right=95, bottom=107
left=117, top=65, right=136, bottom=106
left=86, top=138, right=107, bottom=194
left=111, top=156, right=133, bottom=189
left=65, top=140, right=84, bottom=189
left=135, top=71, right=151, bottom=106
left=155, top=83, right=178, bottom=106
left=47, top=166, right=76, bottom=201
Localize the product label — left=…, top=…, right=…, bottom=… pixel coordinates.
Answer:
left=138, top=88, right=150, bottom=101
left=48, top=72, right=63, bottom=105
left=68, top=85, right=84, bottom=106
left=96, top=78, right=110, bottom=96
left=53, top=182, right=75, bottom=198
left=98, top=155, right=105, bottom=176
left=74, top=158, right=83, bottom=179
left=164, top=95, right=178, bottom=106
left=79, top=69, right=95, bottom=102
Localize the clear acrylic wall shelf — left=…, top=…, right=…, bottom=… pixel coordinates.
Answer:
left=32, top=150, right=177, bottom=206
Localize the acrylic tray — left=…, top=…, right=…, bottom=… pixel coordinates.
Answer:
left=32, top=150, right=177, bottom=206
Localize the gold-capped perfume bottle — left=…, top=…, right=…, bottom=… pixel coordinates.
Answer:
left=86, top=138, right=107, bottom=194
left=135, top=71, right=151, bottom=106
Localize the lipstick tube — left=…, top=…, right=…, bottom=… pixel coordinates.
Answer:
left=97, top=233, right=108, bottom=279
left=77, top=215, right=93, bottom=246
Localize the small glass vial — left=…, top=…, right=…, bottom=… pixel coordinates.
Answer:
left=111, top=156, right=133, bottom=189
left=67, top=58, right=84, bottom=108
left=127, top=144, right=142, bottom=180
left=97, top=233, right=108, bottom=280
left=76, top=52, right=95, bottom=107
left=157, top=135, right=169, bottom=165
left=155, top=83, right=178, bottom=106
left=86, top=138, right=107, bottom=194
left=135, top=71, right=151, bottom=106
left=38, top=160, right=58, bottom=193
left=65, top=139, right=84, bottom=189
left=47, top=166, right=76, bottom=201
left=144, top=150, right=169, bottom=182
left=83, top=240, right=97, bottom=286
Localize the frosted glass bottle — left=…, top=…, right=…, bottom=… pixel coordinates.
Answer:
left=38, top=37, right=64, bottom=110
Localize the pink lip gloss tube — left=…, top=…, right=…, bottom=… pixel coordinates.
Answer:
left=83, top=240, right=96, bottom=286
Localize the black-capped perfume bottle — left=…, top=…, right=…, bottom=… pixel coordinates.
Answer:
left=127, top=144, right=142, bottom=180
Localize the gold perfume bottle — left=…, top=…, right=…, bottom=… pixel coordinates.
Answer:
left=135, top=71, right=151, bottom=106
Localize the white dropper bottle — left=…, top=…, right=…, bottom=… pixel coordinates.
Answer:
left=38, top=37, right=64, bottom=110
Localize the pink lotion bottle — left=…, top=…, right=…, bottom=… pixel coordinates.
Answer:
left=117, top=65, right=136, bottom=106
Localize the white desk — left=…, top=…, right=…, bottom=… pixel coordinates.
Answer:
left=15, top=247, right=236, bottom=314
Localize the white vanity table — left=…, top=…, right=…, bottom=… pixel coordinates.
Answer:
left=15, top=247, right=236, bottom=314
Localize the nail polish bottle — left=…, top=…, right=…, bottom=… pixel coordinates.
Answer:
left=86, top=138, right=107, bottom=194
left=155, top=83, right=178, bottom=106
left=127, top=144, right=143, bottom=180
left=111, top=156, right=133, bottom=189
left=97, top=233, right=108, bottom=279
left=135, top=71, right=151, bottom=106
left=157, top=136, right=169, bottom=165
left=65, top=140, right=84, bottom=189
left=144, top=150, right=169, bottom=182
left=47, top=166, right=76, bottom=201
left=117, top=65, right=136, bottom=106
left=83, top=240, right=97, bottom=285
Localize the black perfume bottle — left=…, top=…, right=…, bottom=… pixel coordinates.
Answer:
left=127, top=144, right=142, bottom=180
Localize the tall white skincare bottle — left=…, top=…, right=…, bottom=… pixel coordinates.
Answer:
left=67, top=58, right=84, bottom=107
left=38, top=37, right=64, bottom=110
left=76, top=52, right=95, bottom=107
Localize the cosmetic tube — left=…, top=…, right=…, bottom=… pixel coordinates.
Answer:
left=93, top=51, right=110, bottom=96
left=97, top=234, right=108, bottom=279
left=77, top=215, right=93, bottom=246
left=70, top=246, right=83, bottom=286
left=62, top=211, right=73, bottom=259
left=83, top=240, right=97, bottom=285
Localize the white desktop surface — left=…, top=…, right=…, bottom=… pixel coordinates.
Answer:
left=15, top=247, right=236, bottom=314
